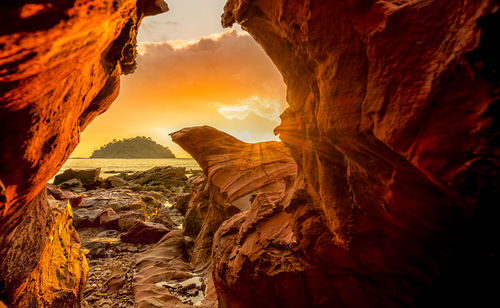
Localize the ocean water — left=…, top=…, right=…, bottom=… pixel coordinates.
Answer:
left=58, top=158, right=201, bottom=178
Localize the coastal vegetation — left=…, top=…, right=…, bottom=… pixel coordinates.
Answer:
left=90, top=136, right=175, bottom=158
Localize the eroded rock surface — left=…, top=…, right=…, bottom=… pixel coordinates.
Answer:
left=2, top=189, right=88, bottom=307
left=215, top=0, right=500, bottom=307
left=68, top=173, right=186, bottom=307
left=129, top=126, right=297, bottom=307
left=1, top=0, right=499, bottom=307
left=171, top=126, right=297, bottom=269
left=0, top=0, right=167, bottom=305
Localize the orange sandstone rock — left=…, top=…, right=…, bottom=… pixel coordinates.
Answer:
left=3, top=190, right=88, bottom=307
left=0, top=0, right=498, bottom=307
left=171, top=126, right=297, bottom=270
left=215, top=0, right=500, bottom=307
left=0, top=0, right=167, bottom=305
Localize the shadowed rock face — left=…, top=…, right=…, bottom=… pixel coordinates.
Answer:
left=0, top=0, right=167, bottom=305
left=216, top=0, right=499, bottom=307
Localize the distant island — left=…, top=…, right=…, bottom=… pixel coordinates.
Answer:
left=90, top=136, right=175, bottom=158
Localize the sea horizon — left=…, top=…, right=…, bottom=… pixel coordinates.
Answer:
left=58, top=157, right=201, bottom=179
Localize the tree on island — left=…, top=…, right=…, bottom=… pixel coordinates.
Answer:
left=90, top=136, right=175, bottom=158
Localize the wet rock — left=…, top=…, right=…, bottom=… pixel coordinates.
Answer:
left=54, top=168, right=101, bottom=187
left=120, top=220, right=171, bottom=244
left=73, top=207, right=108, bottom=228
left=79, top=188, right=164, bottom=216
left=139, top=191, right=167, bottom=215
left=122, top=166, right=188, bottom=193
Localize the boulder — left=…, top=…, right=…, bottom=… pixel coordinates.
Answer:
left=173, top=193, right=191, bottom=216
left=54, top=168, right=101, bottom=187
left=171, top=126, right=297, bottom=268
left=98, top=210, right=146, bottom=231
left=58, top=178, right=83, bottom=191
left=107, top=175, right=129, bottom=188
left=150, top=207, right=176, bottom=229
left=120, top=220, right=171, bottom=244
left=82, top=236, right=122, bottom=259
left=73, top=207, right=108, bottom=229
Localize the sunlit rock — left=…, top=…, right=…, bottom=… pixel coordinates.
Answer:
left=0, top=0, right=167, bottom=305
left=171, top=126, right=297, bottom=269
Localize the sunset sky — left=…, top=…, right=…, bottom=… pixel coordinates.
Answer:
left=71, top=0, right=287, bottom=158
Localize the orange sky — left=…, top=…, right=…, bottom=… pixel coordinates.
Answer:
left=71, top=2, right=286, bottom=158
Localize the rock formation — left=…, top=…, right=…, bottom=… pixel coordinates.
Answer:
left=1, top=0, right=499, bottom=307
left=0, top=0, right=168, bottom=305
left=54, top=168, right=101, bottom=187
left=215, top=0, right=499, bottom=306
left=2, top=190, right=88, bottom=307
left=171, top=126, right=297, bottom=269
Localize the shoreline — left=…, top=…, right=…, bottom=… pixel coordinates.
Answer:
left=48, top=165, right=206, bottom=307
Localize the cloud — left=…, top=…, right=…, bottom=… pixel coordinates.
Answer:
left=73, top=30, right=287, bottom=157
left=217, top=96, right=283, bottom=122
left=129, top=30, right=286, bottom=106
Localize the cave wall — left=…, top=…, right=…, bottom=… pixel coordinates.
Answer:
left=216, top=0, right=500, bottom=306
left=0, top=0, right=167, bottom=305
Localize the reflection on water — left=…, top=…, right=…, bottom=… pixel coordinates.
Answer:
left=58, top=158, right=201, bottom=178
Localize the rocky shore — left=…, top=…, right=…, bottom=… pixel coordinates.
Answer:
left=43, top=126, right=299, bottom=308
left=48, top=166, right=208, bottom=307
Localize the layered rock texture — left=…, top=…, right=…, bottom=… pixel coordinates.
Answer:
left=1, top=0, right=499, bottom=307
left=0, top=0, right=168, bottom=305
left=216, top=0, right=500, bottom=306
left=171, top=126, right=297, bottom=270
left=126, top=126, right=297, bottom=307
